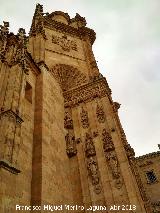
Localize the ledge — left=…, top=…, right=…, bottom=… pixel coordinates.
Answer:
left=0, top=160, right=21, bottom=174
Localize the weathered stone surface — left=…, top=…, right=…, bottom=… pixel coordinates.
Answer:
left=0, top=4, right=159, bottom=213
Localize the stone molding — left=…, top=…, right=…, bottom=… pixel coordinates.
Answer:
left=63, top=77, right=111, bottom=108
left=136, top=151, right=160, bottom=160
left=0, top=160, right=20, bottom=174
left=0, top=109, right=23, bottom=124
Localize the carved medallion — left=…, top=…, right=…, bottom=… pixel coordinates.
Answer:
left=80, top=107, right=89, bottom=129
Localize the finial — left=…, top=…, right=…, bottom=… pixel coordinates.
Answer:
left=35, top=3, right=43, bottom=16
left=75, top=13, right=86, bottom=27
left=0, top=21, right=9, bottom=38
left=17, top=28, right=26, bottom=38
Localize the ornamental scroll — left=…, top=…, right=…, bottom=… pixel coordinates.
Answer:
left=52, top=35, right=77, bottom=52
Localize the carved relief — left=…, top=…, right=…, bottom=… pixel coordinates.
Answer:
left=29, top=4, right=46, bottom=39
left=80, top=107, right=89, bottom=129
left=96, top=103, right=105, bottom=123
left=124, top=143, right=135, bottom=159
left=102, top=129, right=114, bottom=152
left=113, top=102, right=121, bottom=113
left=0, top=110, right=23, bottom=170
left=102, top=129, right=123, bottom=189
left=85, top=132, right=96, bottom=157
left=52, top=34, right=77, bottom=52
left=51, top=64, right=87, bottom=91
left=0, top=21, right=9, bottom=61
left=87, top=156, right=101, bottom=194
left=63, top=77, right=111, bottom=108
left=139, top=160, right=153, bottom=167
left=11, top=28, right=29, bottom=74
left=64, top=111, right=73, bottom=129
left=87, top=157, right=99, bottom=185
left=105, top=151, right=120, bottom=179
left=65, top=133, right=77, bottom=158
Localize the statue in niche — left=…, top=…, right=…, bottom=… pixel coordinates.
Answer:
left=105, top=151, right=120, bottom=179
left=102, top=129, right=114, bottom=152
left=96, top=103, right=105, bottom=123
left=85, top=132, right=96, bottom=157
left=87, top=157, right=99, bottom=185
left=80, top=107, right=89, bottom=128
left=65, top=133, right=77, bottom=158
left=64, top=111, right=73, bottom=129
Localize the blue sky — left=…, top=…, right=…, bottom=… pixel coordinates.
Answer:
left=1, top=0, right=160, bottom=156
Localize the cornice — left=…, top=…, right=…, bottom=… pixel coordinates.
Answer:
left=136, top=151, right=160, bottom=161
left=63, top=77, right=112, bottom=108
left=44, top=18, right=96, bottom=44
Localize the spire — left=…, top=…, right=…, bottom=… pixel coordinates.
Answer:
left=0, top=21, right=9, bottom=61
left=29, top=3, right=46, bottom=39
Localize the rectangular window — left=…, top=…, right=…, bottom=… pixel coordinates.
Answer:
left=25, top=82, right=32, bottom=103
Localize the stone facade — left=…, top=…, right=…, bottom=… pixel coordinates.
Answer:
left=136, top=150, right=160, bottom=213
left=0, top=4, right=159, bottom=213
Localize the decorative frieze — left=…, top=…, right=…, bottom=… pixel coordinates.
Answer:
left=63, top=77, right=111, bottom=108
left=44, top=16, right=96, bottom=45
left=80, top=107, right=89, bottom=129
left=96, top=103, right=105, bottom=123
left=52, top=34, right=77, bottom=52
left=124, top=143, right=135, bottom=159
left=65, top=133, right=77, bottom=158
left=138, top=160, right=153, bottom=168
